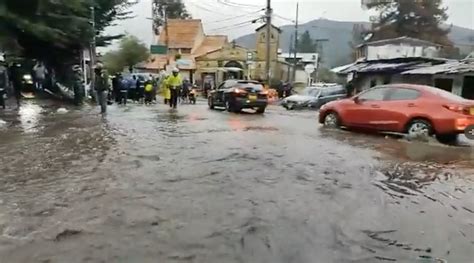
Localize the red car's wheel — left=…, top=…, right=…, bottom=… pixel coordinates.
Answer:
left=406, top=119, right=433, bottom=138
left=323, top=112, right=341, bottom=128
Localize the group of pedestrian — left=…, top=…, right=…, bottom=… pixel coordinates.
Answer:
left=0, top=55, right=24, bottom=109
left=112, top=73, right=158, bottom=106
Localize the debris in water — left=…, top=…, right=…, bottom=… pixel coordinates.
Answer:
left=54, top=229, right=82, bottom=241
left=57, top=108, right=68, bottom=114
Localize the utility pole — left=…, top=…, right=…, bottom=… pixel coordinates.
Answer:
left=265, top=0, right=272, bottom=86
left=163, top=5, right=169, bottom=69
left=287, top=33, right=293, bottom=82
left=292, top=2, right=299, bottom=83
left=314, top=38, right=329, bottom=81
left=90, top=6, right=96, bottom=92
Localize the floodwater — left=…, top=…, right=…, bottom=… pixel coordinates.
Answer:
left=0, top=100, right=473, bottom=263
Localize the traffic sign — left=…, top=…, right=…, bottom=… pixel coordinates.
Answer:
left=150, top=45, right=167, bottom=54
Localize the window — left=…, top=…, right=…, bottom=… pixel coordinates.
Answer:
left=236, top=83, right=264, bottom=91
left=387, top=88, right=421, bottom=101
left=370, top=79, right=377, bottom=87
left=358, top=88, right=389, bottom=101
left=224, top=80, right=238, bottom=89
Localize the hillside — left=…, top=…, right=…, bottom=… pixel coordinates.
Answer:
left=234, top=19, right=474, bottom=68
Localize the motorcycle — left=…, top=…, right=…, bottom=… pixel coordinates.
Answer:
left=0, top=87, right=5, bottom=109
left=21, top=74, right=35, bottom=98
left=188, top=89, right=196, bottom=104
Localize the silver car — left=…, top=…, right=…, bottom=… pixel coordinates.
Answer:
left=281, top=84, right=347, bottom=110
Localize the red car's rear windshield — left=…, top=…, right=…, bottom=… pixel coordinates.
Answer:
left=428, top=88, right=468, bottom=103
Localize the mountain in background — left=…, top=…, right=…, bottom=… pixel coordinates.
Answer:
left=234, top=19, right=474, bottom=68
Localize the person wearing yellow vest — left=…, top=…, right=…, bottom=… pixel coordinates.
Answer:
left=166, top=67, right=183, bottom=109
left=161, top=75, right=171, bottom=104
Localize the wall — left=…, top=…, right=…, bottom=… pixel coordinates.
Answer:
left=366, top=45, right=439, bottom=60
left=255, top=26, right=280, bottom=62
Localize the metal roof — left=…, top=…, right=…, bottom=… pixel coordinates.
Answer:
left=402, top=61, right=474, bottom=75
left=336, top=61, right=431, bottom=74
left=357, top=36, right=441, bottom=48
left=332, top=57, right=448, bottom=74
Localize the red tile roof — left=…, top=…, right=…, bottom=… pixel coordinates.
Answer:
left=193, top=35, right=228, bottom=57
left=158, top=19, right=203, bottom=49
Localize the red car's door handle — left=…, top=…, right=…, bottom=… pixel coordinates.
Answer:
left=370, top=104, right=380, bottom=108
left=407, top=103, right=416, bottom=107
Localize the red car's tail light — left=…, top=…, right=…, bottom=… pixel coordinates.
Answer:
left=443, top=104, right=469, bottom=114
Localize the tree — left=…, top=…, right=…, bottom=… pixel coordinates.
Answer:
left=103, top=35, right=149, bottom=74
left=296, top=30, right=317, bottom=53
left=349, top=24, right=369, bottom=60
left=0, top=0, right=136, bottom=81
left=366, top=0, right=452, bottom=46
left=152, top=0, right=191, bottom=35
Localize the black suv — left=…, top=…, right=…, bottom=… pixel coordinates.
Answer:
left=208, top=80, right=268, bottom=113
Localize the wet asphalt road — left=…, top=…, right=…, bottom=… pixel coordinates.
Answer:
left=0, top=100, right=473, bottom=263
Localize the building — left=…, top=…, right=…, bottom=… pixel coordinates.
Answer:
left=355, top=36, right=441, bottom=61
left=332, top=36, right=449, bottom=93
left=401, top=58, right=474, bottom=99
left=279, top=52, right=319, bottom=85
left=140, top=19, right=286, bottom=85
left=333, top=57, right=449, bottom=93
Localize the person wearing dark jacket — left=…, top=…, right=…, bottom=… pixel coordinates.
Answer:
left=8, top=62, right=22, bottom=108
left=72, top=65, right=84, bottom=106
left=118, top=75, right=129, bottom=105
left=94, top=63, right=109, bottom=114
left=0, top=55, right=8, bottom=109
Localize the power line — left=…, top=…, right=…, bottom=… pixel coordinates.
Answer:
left=186, top=1, right=262, bottom=19
left=274, top=13, right=295, bottom=23
left=206, top=8, right=264, bottom=24
left=207, top=18, right=263, bottom=32
left=215, top=0, right=264, bottom=10
left=207, top=23, right=255, bottom=33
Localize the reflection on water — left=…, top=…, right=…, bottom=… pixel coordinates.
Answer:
left=18, top=102, right=43, bottom=133
left=319, top=127, right=474, bottom=167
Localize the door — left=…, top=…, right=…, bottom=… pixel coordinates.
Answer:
left=212, top=82, right=226, bottom=105
left=344, top=87, right=390, bottom=129
left=380, top=87, right=422, bottom=132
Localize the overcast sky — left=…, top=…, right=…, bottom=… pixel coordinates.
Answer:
left=103, top=0, right=474, bottom=50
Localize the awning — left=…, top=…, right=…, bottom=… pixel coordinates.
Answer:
left=402, top=61, right=474, bottom=75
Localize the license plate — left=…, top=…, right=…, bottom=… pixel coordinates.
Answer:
left=248, top=95, right=257, bottom=101
left=470, top=108, right=474, bottom=115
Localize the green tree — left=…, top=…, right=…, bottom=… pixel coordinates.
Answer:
left=152, top=0, right=191, bottom=35
left=0, top=0, right=136, bottom=80
left=366, top=0, right=451, bottom=46
left=349, top=23, right=368, bottom=60
left=103, top=35, right=149, bottom=74
left=296, top=30, right=317, bottom=53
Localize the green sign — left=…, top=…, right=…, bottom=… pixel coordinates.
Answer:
left=150, top=45, right=167, bottom=54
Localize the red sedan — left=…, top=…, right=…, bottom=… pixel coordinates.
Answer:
left=319, top=84, right=474, bottom=143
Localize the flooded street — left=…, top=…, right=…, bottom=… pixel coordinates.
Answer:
left=0, top=100, right=473, bottom=263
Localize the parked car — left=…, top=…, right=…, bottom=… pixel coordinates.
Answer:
left=208, top=80, right=268, bottom=113
left=281, top=84, right=346, bottom=110
left=319, top=84, right=474, bottom=144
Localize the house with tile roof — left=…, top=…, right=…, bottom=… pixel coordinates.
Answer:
left=139, top=19, right=287, bottom=85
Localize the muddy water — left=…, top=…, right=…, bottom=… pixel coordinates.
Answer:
left=0, top=101, right=473, bottom=262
